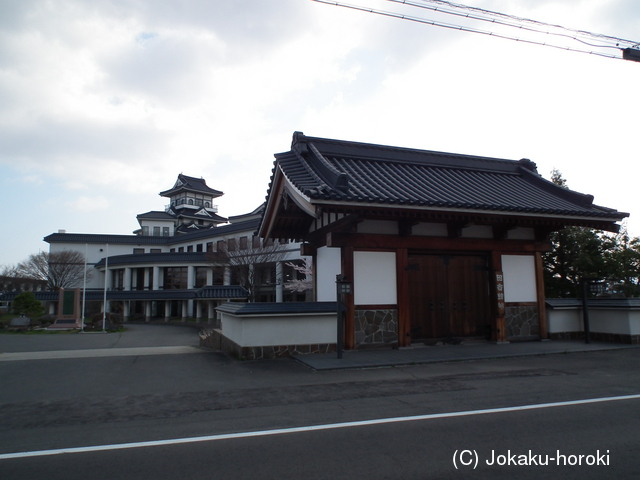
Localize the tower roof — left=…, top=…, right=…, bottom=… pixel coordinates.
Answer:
left=159, top=174, right=224, bottom=198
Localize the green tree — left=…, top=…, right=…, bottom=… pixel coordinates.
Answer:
left=11, top=291, right=45, bottom=318
left=601, top=224, right=640, bottom=296
left=543, top=169, right=611, bottom=297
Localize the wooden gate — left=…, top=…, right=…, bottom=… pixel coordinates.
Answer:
left=408, top=254, right=491, bottom=340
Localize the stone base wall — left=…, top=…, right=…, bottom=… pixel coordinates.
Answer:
left=505, top=305, right=540, bottom=340
left=354, top=309, right=398, bottom=346
left=550, top=331, right=640, bottom=345
left=199, top=328, right=336, bottom=360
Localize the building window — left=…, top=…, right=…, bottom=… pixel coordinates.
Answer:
left=153, top=226, right=160, bottom=236
left=252, top=236, right=261, bottom=248
left=227, top=238, right=237, bottom=252
left=217, top=240, right=226, bottom=252
left=163, top=227, right=170, bottom=236
left=187, top=245, right=193, bottom=252
left=164, top=267, right=188, bottom=289
left=133, top=248, right=144, bottom=254
left=196, top=244, right=203, bottom=252
left=150, top=248, right=161, bottom=254
left=142, top=226, right=150, bottom=236
left=212, top=266, right=224, bottom=285
left=170, top=248, right=176, bottom=253
left=195, top=267, right=208, bottom=288
left=239, top=236, right=248, bottom=250
left=178, top=247, right=184, bottom=253
left=206, top=242, right=213, bottom=253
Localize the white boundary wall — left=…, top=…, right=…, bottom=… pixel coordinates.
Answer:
left=548, top=307, right=640, bottom=336
left=220, top=312, right=337, bottom=347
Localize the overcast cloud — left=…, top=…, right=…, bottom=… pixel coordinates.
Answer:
left=1, top=0, right=639, bottom=265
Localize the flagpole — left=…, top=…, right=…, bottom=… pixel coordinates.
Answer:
left=81, top=243, right=87, bottom=332
left=102, top=244, right=109, bottom=332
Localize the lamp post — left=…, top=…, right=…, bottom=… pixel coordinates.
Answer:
left=580, top=278, right=606, bottom=344
left=335, top=275, right=352, bottom=359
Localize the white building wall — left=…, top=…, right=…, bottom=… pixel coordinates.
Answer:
left=138, top=219, right=174, bottom=236
left=353, top=251, right=397, bottom=305
left=502, top=254, right=537, bottom=302
left=316, top=246, right=341, bottom=301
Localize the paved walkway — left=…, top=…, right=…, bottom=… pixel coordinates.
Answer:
left=0, top=324, right=205, bottom=361
left=292, top=340, right=640, bottom=371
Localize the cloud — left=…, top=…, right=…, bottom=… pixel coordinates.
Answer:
left=66, top=195, right=110, bottom=213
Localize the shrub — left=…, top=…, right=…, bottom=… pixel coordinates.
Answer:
left=11, top=292, right=45, bottom=319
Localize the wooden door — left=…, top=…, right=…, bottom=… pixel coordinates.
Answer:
left=408, top=254, right=491, bottom=340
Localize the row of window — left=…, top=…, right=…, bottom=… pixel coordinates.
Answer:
left=141, top=226, right=171, bottom=236
left=109, top=262, right=306, bottom=291
left=131, top=237, right=282, bottom=256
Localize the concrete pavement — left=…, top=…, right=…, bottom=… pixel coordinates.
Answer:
left=0, top=324, right=205, bottom=361
left=293, top=340, right=640, bottom=370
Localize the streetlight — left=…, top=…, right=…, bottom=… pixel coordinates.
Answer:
left=335, top=275, right=352, bottom=359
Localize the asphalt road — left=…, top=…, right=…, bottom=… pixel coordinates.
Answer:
left=1, top=325, right=639, bottom=479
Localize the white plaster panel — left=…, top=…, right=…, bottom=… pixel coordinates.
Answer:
left=353, top=251, right=397, bottom=305
left=508, top=227, right=535, bottom=240
left=357, top=220, right=399, bottom=235
left=502, top=255, right=537, bottom=302
left=461, top=225, right=493, bottom=238
left=411, top=223, right=447, bottom=237
left=316, top=246, right=341, bottom=301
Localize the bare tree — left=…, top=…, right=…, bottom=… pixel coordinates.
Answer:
left=284, top=261, right=313, bottom=293
left=16, top=251, right=92, bottom=290
left=207, top=239, right=291, bottom=302
left=0, top=264, right=19, bottom=277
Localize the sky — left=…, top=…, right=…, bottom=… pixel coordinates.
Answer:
left=1, top=0, right=639, bottom=267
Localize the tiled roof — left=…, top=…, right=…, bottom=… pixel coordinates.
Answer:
left=271, top=132, right=627, bottom=221
left=216, top=301, right=337, bottom=316
left=1, top=286, right=249, bottom=302
left=94, top=252, right=210, bottom=267
left=159, top=174, right=223, bottom=198
left=44, top=218, right=261, bottom=246
left=137, top=211, right=175, bottom=220
left=43, top=233, right=170, bottom=245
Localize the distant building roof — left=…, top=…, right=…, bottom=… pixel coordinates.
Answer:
left=159, top=174, right=224, bottom=198
left=44, top=218, right=261, bottom=246
left=136, top=211, right=175, bottom=221
left=1, top=285, right=249, bottom=302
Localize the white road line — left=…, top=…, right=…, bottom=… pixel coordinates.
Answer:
left=2, top=393, right=639, bottom=460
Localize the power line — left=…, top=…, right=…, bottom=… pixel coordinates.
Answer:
left=312, top=0, right=640, bottom=62
left=386, top=0, right=636, bottom=49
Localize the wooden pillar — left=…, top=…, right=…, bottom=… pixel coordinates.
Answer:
left=396, top=247, right=411, bottom=347
left=535, top=252, right=549, bottom=339
left=341, top=245, right=355, bottom=349
left=491, top=252, right=508, bottom=343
